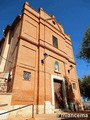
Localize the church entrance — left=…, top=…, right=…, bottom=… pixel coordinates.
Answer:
left=54, top=79, right=63, bottom=109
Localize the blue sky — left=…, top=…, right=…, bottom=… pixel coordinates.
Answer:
left=0, top=0, right=90, bottom=78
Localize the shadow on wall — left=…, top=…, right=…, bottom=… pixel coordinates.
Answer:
left=64, top=76, right=82, bottom=111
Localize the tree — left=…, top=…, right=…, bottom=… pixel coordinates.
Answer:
left=78, top=76, right=90, bottom=99
left=77, top=28, right=90, bottom=63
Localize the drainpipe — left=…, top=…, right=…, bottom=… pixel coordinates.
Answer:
left=63, top=62, right=69, bottom=109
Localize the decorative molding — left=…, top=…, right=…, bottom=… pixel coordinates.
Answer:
left=51, top=75, right=68, bottom=109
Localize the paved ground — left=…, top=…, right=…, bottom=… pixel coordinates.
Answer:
left=7, top=110, right=90, bottom=120
left=34, top=111, right=90, bottom=120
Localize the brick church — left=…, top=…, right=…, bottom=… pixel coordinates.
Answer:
left=0, top=2, right=83, bottom=117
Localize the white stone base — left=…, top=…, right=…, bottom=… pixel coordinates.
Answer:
left=0, top=110, right=9, bottom=120
left=37, top=105, right=44, bottom=114
left=44, top=101, right=54, bottom=114
left=79, top=105, right=84, bottom=111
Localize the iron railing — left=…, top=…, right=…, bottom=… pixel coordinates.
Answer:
left=0, top=104, right=34, bottom=118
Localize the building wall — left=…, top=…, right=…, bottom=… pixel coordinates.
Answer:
left=11, top=40, right=38, bottom=105
left=4, top=19, right=21, bottom=73
left=11, top=2, right=82, bottom=109
left=0, top=2, right=83, bottom=116
left=11, top=4, right=39, bottom=105
left=0, top=32, right=10, bottom=73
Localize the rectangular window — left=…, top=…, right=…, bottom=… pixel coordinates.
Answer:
left=23, top=71, right=31, bottom=80
left=72, top=83, right=76, bottom=89
left=52, top=36, right=58, bottom=48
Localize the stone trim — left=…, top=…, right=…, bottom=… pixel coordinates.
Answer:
left=51, top=75, right=68, bottom=109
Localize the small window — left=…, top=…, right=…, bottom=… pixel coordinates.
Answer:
left=54, top=61, right=59, bottom=72
left=72, top=83, right=76, bottom=89
left=52, top=36, right=58, bottom=48
left=52, top=20, right=56, bottom=25
left=23, top=71, right=31, bottom=80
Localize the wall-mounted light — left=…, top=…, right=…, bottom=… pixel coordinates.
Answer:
left=41, top=53, right=49, bottom=64
left=68, top=65, right=73, bottom=73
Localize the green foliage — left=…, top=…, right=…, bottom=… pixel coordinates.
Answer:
left=78, top=76, right=90, bottom=99
left=77, top=28, right=90, bottom=63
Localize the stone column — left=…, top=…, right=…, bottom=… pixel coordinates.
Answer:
left=62, top=79, right=69, bottom=109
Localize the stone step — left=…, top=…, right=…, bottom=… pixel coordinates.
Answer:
left=30, top=111, right=90, bottom=120
left=7, top=111, right=90, bottom=120
left=34, top=113, right=61, bottom=120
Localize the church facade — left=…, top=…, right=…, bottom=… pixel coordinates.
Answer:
left=0, top=2, right=83, bottom=117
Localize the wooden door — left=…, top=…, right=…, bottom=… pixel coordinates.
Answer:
left=54, top=79, right=63, bottom=109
